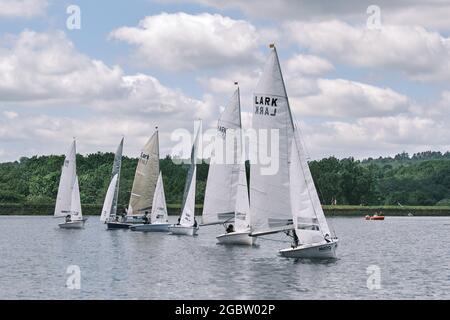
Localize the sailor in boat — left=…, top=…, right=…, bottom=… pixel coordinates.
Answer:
left=177, top=217, right=181, bottom=225
left=142, top=212, right=150, bottom=224
left=65, top=215, right=71, bottom=223
left=286, top=230, right=300, bottom=249
left=324, top=234, right=331, bottom=243
left=226, top=224, right=235, bottom=234
left=193, top=218, right=198, bottom=228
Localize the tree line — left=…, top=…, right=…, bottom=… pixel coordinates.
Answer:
left=0, top=151, right=449, bottom=207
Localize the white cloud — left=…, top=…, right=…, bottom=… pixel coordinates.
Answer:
left=290, top=78, right=411, bottom=118
left=2, top=111, right=18, bottom=119
left=285, top=54, right=334, bottom=77
left=165, top=0, right=450, bottom=31
left=0, top=0, right=47, bottom=18
left=110, top=12, right=262, bottom=71
left=0, top=30, right=216, bottom=161
left=285, top=20, right=450, bottom=82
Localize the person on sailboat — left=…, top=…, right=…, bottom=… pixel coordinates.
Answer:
left=193, top=218, right=198, bottom=228
left=177, top=217, right=181, bottom=225
left=292, top=230, right=299, bottom=248
left=324, top=234, right=331, bottom=243
left=142, top=212, right=149, bottom=224
left=226, top=224, right=235, bottom=233
left=65, top=215, right=71, bottom=223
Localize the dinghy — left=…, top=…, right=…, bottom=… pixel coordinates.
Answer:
left=216, top=163, right=255, bottom=245
left=100, top=138, right=123, bottom=226
left=169, top=129, right=200, bottom=236
left=249, top=44, right=338, bottom=258
left=169, top=166, right=199, bottom=236
left=107, top=131, right=159, bottom=229
left=202, top=84, right=254, bottom=244
left=130, top=172, right=171, bottom=232
left=55, top=140, right=86, bottom=229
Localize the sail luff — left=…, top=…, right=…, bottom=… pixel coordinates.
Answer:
left=234, top=163, right=251, bottom=232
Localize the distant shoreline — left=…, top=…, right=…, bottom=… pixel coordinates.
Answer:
left=1, top=203, right=449, bottom=216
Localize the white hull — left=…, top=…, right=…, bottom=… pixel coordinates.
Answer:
left=58, top=220, right=85, bottom=229
left=216, top=231, right=256, bottom=245
left=169, top=225, right=199, bottom=236
left=279, top=240, right=338, bottom=259
left=130, top=223, right=171, bottom=232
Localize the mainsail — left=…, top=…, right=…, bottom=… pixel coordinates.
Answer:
left=127, top=131, right=159, bottom=216
left=180, top=166, right=197, bottom=227
left=202, top=87, right=242, bottom=224
left=54, top=140, right=77, bottom=218
left=250, top=45, right=294, bottom=233
left=234, top=163, right=251, bottom=232
left=151, top=172, right=168, bottom=223
left=100, top=173, right=119, bottom=222
left=111, top=137, right=123, bottom=217
left=290, top=131, right=331, bottom=244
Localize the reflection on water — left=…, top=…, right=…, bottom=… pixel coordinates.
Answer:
left=0, top=216, right=449, bottom=299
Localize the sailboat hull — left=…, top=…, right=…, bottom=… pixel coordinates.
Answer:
left=59, top=220, right=85, bottom=229
left=279, top=240, right=338, bottom=259
left=130, top=223, right=171, bottom=232
left=169, top=225, right=199, bottom=236
left=216, top=231, right=256, bottom=245
left=106, top=222, right=132, bottom=229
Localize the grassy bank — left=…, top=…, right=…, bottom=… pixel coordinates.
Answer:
left=1, top=203, right=450, bottom=216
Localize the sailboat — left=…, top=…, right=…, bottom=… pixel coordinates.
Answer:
left=107, top=130, right=159, bottom=229
left=216, top=163, right=255, bottom=245
left=54, top=139, right=86, bottom=229
left=202, top=84, right=255, bottom=245
left=169, top=125, right=200, bottom=236
left=100, top=138, right=123, bottom=225
left=130, top=172, right=171, bottom=232
left=249, top=44, right=338, bottom=259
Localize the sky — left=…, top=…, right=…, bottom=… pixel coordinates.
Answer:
left=1, top=0, right=450, bottom=162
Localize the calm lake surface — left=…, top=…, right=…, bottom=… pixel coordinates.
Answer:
left=0, top=216, right=449, bottom=299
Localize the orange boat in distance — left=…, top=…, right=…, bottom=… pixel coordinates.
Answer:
left=365, top=213, right=385, bottom=221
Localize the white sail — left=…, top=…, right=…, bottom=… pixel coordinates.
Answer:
left=290, top=131, right=331, bottom=244
left=180, top=166, right=196, bottom=227
left=54, top=140, right=77, bottom=217
left=100, top=174, right=119, bottom=222
left=151, top=172, right=168, bottom=223
left=203, top=87, right=242, bottom=224
left=127, top=130, right=159, bottom=216
left=70, top=176, right=83, bottom=221
left=250, top=45, right=294, bottom=233
left=234, top=164, right=251, bottom=232
left=111, top=138, right=123, bottom=217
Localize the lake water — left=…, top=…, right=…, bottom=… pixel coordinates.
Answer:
left=0, top=216, right=449, bottom=299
